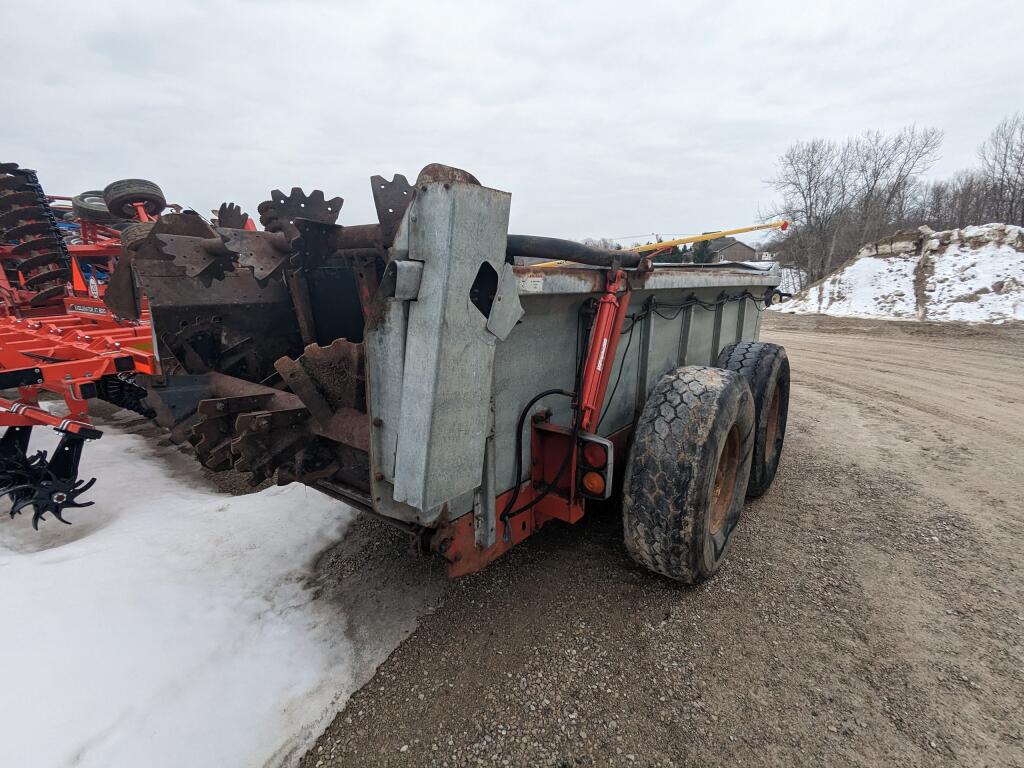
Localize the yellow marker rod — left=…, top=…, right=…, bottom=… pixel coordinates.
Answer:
left=533, top=220, right=789, bottom=268
left=628, top=220, right=790, bottom=254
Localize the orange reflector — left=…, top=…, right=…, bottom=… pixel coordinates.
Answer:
left=70, top=257, right=87, bottom=293
left=582, top=442, right=607, bottom=468
left=581, top=471, right=605, bottom=496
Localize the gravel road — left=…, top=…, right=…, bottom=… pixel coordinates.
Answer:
left=302, top=313, right=1024, bottom=768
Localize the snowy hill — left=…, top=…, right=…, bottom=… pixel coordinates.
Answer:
left=774, top=223, right=1024, bottom=323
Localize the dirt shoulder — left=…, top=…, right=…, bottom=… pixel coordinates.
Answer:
left=302, top=313, right=1024, bottom=768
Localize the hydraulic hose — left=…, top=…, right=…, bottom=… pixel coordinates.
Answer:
left=501, top=388, right=575, bottom=523
left=506, top=235, right=642, bottom=268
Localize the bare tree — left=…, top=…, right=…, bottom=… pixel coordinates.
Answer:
left=581, top=237, right=623, bottom=251
left=768, top=125, right=941, bottom=280
left=767, top=137, right=858, bottom=277
left=849, top=126, right=942, bottom=244
left=978, top=112, right=1024, bottom=226
left=594, top=116, right=1020, bottom=283
left=914, top=170, right=992, bottom=230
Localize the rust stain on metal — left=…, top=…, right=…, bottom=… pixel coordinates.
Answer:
left=415, top=163, right=480, bottom=186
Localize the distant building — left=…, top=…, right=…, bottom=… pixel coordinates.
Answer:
left=706, top=236, right=756, bottom=262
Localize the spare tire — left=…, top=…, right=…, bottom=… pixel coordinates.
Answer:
left=622, top=366, right=755, bottom=583
left=103, top=178, right=166, bottom=218
left=72, top=190, right=117, bottom=223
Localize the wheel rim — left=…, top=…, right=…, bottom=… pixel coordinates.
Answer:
left=709, top=425, right=740, bottom=535
left=765, top=388, right=781, bottom=463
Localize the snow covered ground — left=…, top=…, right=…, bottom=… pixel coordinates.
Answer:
left=774, top=223, right=1024, bottom=323
left=0, top=411, right=364, bottom=768
left=777, top=265, right=809, bottom=295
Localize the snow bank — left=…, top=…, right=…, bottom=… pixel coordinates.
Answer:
left=0, top=414, right=357, bottom=768
left=774, top=223, right=1024, bottom=323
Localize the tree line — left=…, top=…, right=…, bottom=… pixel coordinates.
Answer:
left=766, top=113, right=1024, bottom=280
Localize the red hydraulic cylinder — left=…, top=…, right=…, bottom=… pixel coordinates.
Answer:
left=576, top=270, right=631, bottom=433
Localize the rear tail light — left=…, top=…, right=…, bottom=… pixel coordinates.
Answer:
left=576, top=433, right=613, bottom=499
left=581, top=471, right=606, bottom=496
left=582, top=441, right=607, bottom=468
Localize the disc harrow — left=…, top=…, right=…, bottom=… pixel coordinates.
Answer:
left=0, top=163, right=70, bottom=308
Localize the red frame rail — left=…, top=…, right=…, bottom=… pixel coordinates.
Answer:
left=0, top=314, right=155, bottom=419
left=0, top=397, right=101, bottom=438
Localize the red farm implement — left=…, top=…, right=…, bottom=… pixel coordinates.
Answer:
left=0, top=161, right=264, bottom=528
left=0, top=308, right=157, bottom=527
left=0, top=164, right=170, bottom=526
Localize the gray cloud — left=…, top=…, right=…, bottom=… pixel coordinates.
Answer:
left=2, top=0, right=1021, bottom=244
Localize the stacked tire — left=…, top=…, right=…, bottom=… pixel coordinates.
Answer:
left=71, top=179, right=166, bottom=225
left=102, top=179, right=166, bottom=219
left=71, top=190, right=117, bottom=224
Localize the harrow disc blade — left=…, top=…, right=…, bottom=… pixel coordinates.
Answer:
left=12, top=236, right=62, bottom=256
left=24, top=267, right=70, bottom=289
left=15, top=250, right=63, bottom=272
left=0, top=175, right=31, bottom=192
left=29, top=284, right=68, bottom=306
left=370, top=173, right=415, bottom=245
left=257, top=187, right=343, bottom=242
left=0, top=206, right=48, bottom=230
left=0, top=190, right=38, bottom=208
left=4, top=220, right=53, bottom=240
left=0, top=163, right=71, bottom=306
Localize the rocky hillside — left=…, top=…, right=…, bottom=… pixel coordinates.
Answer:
left=775, top=223, right=1024, bottom=323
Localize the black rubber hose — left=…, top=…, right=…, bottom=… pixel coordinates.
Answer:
left=501, top=388, right=575, bottom=521
left=506, top=234, right=642, bottom=268
left=504, top=418, right=580, bottom=518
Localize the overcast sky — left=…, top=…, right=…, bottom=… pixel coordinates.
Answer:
left=2, top=1, right=1021, bottom=245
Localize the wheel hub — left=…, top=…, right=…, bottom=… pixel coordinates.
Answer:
left=709, top=425, right=741, bottom=535
left=765, top=388, right=781, bottom=463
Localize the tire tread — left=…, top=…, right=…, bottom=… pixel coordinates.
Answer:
left=716, top=341, right=789, bottom=497
left=622, top=366, right=753, bottom=583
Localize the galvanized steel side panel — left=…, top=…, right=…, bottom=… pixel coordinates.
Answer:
left=637, top=296, right=686, bottom=401
left=392, top=182, right=513, bottom=513
left=683, top=304, right=716, bottom=367
left=741, top=300, right=763, bottom=340
left=492, top=288, right=767, bottom=494
left=492, top=294, right=579, bottom=493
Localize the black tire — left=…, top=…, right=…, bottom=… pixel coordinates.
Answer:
left=103, top=178, right=166, bottom=218
left=72, top=190, right=117, bottom=223
left=716, top=342, right=789, bottom=498
left=622, top=366, right=754, bottom=583
left=119, top=221, right=155, bottom=252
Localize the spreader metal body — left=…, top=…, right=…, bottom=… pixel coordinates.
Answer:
left=339, top=181, right=778, bottom=572
left=365, top=181, right=776, bottom=513
left=77, top=163, right=783, bottom=574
